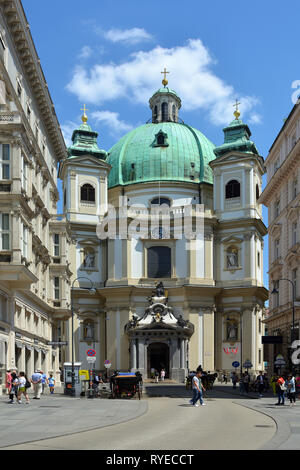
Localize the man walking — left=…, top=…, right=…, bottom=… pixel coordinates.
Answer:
left=256, top=371, right=264, bottom=398
left=31, top=370, right=43, bottom=399
left=189, top=370, right=206, bottom=407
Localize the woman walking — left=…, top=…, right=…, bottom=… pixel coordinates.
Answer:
left=286, top=374, right=296, bottom=406
left=17, top=372, right=30, bottom=404
left=8, top=371, right=18, bottom=404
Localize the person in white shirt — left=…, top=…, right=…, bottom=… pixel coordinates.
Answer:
left=189, top=371, right=206, bottom=407
left=17, top=372, right=30, bottom=404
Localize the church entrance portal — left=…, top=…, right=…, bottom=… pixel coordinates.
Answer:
left=147, top=342, right=169, bottom=379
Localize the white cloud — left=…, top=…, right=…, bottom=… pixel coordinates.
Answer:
left=103, top=27, right=153, bottom=45
left=91, top=110, right=133, bottom=136
left=61, top=120, right=78, bottom=147
left=67, top=39, right=261, bottom=126
left=78, top=45, right=93, bottom=60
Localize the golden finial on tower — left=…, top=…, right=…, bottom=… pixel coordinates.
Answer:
left=81, top=104, right=89, bottom=123
left=161, top=67, right=170, bottom=87
left=233, top=99, right=241, bottom=120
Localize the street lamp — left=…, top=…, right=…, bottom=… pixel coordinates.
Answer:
left=271, top=278, right=296, bottom=372
left=70, top=277, right=96, bottom=397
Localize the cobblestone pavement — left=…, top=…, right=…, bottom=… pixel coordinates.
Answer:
left=0, top=383, right=277, bottom=450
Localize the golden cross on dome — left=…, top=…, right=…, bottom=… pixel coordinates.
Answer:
left=233, top=99, right=241, bottom=120
left=161, top=68, right=170, bottom=87
left=81, top=104, right=89, bottom=123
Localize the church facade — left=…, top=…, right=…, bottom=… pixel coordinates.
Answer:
left=59, top=81, right=268, bottom=380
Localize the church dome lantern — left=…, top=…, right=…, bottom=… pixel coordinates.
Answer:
left=149, top=68, right=181, bottom=123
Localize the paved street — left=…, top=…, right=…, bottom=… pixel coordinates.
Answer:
left=0, top=383, right=281, bottom=451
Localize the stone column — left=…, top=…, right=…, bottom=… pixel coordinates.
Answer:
left=180, top=339, right=185, bottom=369
left=20, top=345, right=25, bottom=372
left=130, top=339, right=137, bottom=370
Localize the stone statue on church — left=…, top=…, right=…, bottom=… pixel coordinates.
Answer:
left=227, top=248, right=238, bottom=269
left=154, top=281, right=165, bottom=297
left=226, top=320, right=238, bottom=341
left=84, top=250, right=95, bottom=268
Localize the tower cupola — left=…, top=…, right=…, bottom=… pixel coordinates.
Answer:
left=149, top=69, right=181, bottom=123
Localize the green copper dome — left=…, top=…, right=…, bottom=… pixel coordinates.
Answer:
left=107, top=122, right=216, bottom=188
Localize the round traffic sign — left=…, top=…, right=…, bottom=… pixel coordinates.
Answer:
left=232, top=361, right=240, bottom=368
left=86, top=349, right=96, bottom=357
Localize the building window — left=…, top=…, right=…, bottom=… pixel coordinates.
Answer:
left=0, top=213, right=9, bottom=250
left=22, top=156, right=27, bottom=191
left=274, top=199, right=280, bottom=218
left=258, top=349, right=262, bottom=364
left=172, top=104, right=176, bottom=122
left=148, top=246, right=171, bottom=278
left=81, top=184, right=95, bottom=203
left=257, top=251, right=261, bottom=269
left=274, top=238, right=280, bottom=260
left=54, top=277, right=60, bottom=300
left=273, top=280, right=279, bottom=308
left=292, top=268, right=298, bottom=298
left=0, top=144, right=10, bottom=179
left=54, top=234, right=60, bottom=257
left=292, top=222, right=297, bottom=246
left=154, top=131, right=168, bottom=147
left=274, top=158, right=280, bottom=174
left=293, top=178, right=298, bottom=199
left=161, top=102, right=168, bottom=121
left=22, top=225, right=28, bottom=258
left=256, top=184, right=260, bottom=201
left=153, top=105, right=158, bottom=122
left=151, top=197, right=171, bottom=207
left=225, top=180, right=240, bottom=199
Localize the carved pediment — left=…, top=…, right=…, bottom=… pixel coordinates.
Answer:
left=221, top=235, right=243, bottom=245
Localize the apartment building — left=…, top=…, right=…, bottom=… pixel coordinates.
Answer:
left=259, top=98, right=300, bottom=373
left=0, top=0, right=70, bottom=391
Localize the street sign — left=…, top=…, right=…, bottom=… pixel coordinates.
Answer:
left=48, top=341, right=68, bottom=346
left=87, top=357, right=96, bottom=363
left=104, top=360, right=111, bottom=369
left=232, top=361, right=240, bottom=368
left=274, top=354, right=286, bottom=366
left=86, top=349, right=96, bottom=357
left=243, top=360, right=253, bottom=369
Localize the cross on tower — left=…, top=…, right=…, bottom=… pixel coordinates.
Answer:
left=81, top=104, right=89, bottom=123
left=161, top=68, right=170, bottom=87
left=233, top=99, right=241, bottom=119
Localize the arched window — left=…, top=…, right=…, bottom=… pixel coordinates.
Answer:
left=81, top=184, right=95, bottom=203
left=161, top=102, right=168, bottom=122
left=225, top=180, right=240, bottom=199
left=151, top=197, right=171, bottom=207
left=153, top=105, right=158, bottom=122
left=256, top=184, right=260, bottom=200
left=148, top=246, right=171, bottom=278
left=172, top=104, right=176, bottom=122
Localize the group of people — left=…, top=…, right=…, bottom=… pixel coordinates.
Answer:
left=229, top=371, right=269, bottom=395
left=270, top=373, right=299, bottom=406
left=5, top=369, right=56, bottom=404
left=154, top=368, right=166, bottom=383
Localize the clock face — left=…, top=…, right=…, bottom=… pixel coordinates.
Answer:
left=151, top=226, right=169, bottom=239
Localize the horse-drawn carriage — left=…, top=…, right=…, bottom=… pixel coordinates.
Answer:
left=110, top=371, right=143, bottom=400
left=185, top=372, right=217, bottom=391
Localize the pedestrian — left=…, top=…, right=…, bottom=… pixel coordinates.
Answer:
left=232, top=372, right=238, bottom=390
left=275, top=375, right=286, bottom=405
left=286, top=374, right=296, bottom=406
left=256, top=371, right=264, bottom=398
left=155, top=370, right=159, bottom=383
left=5, top=370, right=12, bottom=396
left=295, top=374, right=300, bottom=399
left=47, top=374, right=55, bottom=394
left=189, top=370, right=206, bottom=407
left=222, top=372, right=227, bottom=384
left=17, top=372, right=30, bottom=404
left=243, top=372, right=250, bottom=393
left=160, top=369, right=166, bottom=381
left=40, top=370, right=47, bottom=395
left=31, top=370, right=43, bottom=399
left=8, top=371, right=19, bottom=404
left=270, top=375, right=278, bottom=396
left=239, top=374, right=245, bottom=393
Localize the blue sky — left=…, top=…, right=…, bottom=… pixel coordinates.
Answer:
left=22, top=0, right=300, bottom=290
